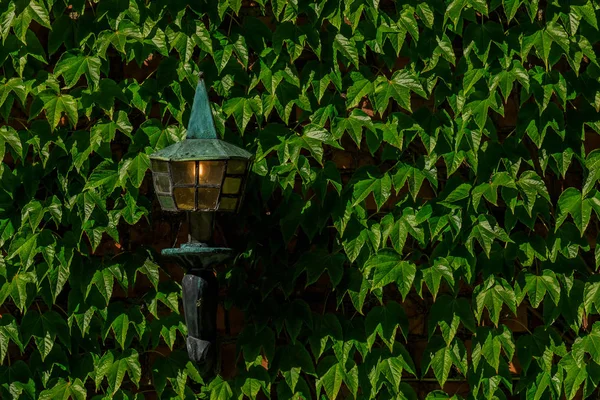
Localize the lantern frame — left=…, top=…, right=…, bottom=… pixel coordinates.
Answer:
left=150, top=155, right=251, bottom=213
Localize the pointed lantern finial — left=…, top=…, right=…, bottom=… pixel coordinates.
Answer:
left=186, top=73, right=218, bottom=140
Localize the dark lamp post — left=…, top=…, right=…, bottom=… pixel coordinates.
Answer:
left=149, top=74, right=251, bottom=375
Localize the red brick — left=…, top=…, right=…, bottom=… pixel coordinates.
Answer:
left=501, top=303, right=528, bottom=333
left=495, top=95, right=518, bottom=129
left=331, top=150, right=355, bottom=170
left=357, top=153, right=376, bottom=168
left=509, top=357, right=521, bottom=375
left=220, top=343, right=238, bottom=379
left=217, top=304, right=226, bottom=334
left=402, top=297, right=426, bottom=336
left=394, top=57, right=411, bottom=70
left=417, top=180, right=435, bottom=201
left=442, top=381, right=470, bottom=397
left=411, top=339, right=429, bottom=370
left=359, top=98, right=375, bottom=117
left=464, top=339, right=472, bottom=359
left=584, top=130, right=600, bottom=155
left=365, top=193, right=377, bottom=211
left=227, top=306, right=245, bottom=336
left=123, top=53, right=162, bottom=82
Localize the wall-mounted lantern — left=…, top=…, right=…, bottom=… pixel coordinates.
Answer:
left=149, top=73, right=252, bottom=375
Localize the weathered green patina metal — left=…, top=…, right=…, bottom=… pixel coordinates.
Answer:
left=162, top=243, right=233, bottom=270
left=148, top=74, right=252, bottom=214
left=149, top=73, right=249, bottom=374
left=186, top=76, right=218, bottom=140
left=149, top=76, right=252, bottom=163
left=149, top=138, right=252, bottom=162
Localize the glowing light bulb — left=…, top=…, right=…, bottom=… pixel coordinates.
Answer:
left=199, top=163, right=204, bottom=177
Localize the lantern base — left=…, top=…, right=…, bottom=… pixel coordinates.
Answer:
left=161, top=242, right=233, bottom=271
left=181, top=270, right=218, bottom=376
left=161, top=243, right=233, bottom=375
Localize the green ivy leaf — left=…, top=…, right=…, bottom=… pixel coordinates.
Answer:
left=503, top=0, right=521, bottom=21
left=467, top=215, right=513, bottom=257
left=107, top=349, right=141, bottom=394
left=473, top=276, right=517, bottom=326
left=127, top=153, right=150, bottom=188
left=294, top=249, right=344, bottom=287
left=352, top=172, right=392, bottom=211
left=333, top=33, right=359, bottom=68
left=0, top=315, right=23, bottom=364
left=522, top=270, right=561, bottom=308
left=422, top=336, right=468, bottom=387
left=137, top=259, right=160, bottom=290
left=39, top=378, right=86, bottom=400
left=517, top=171, right=550, bottom=216
left=7, top=233, right=39, bottom=270
left=560, top=355, right=587, bottom=400
left=0, top=125, right=23, bottom=161
left=0, top=77, right=26, bottom=108
left=556, top=187, right=593, bottom=236
left=38, top=90, right=78, bottom=130
left=87, top=268, right=114, bottom=306
left=85, top=161, right=119, bottom=193
left=222, top=96, right=262, bottom=134
left=21, top=311, right=70, bottom=362
left=421, top=260, right=456, bottom=301
left=429, top=296, right=476, bottom=345
left=209, top=376, right=233, bottom=400
left=372, top=71, right=426, bottom=113
left=365, top=301, right=408, bottom=351
left=316, top=356, right=345, bottom=400
left=194, top=21, right=213, bottom=55
left=53, top=52, right=102, bottom=89
left=364, top=249, right=416, bottom=299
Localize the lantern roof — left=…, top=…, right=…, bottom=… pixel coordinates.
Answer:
left=149, top=138, right=252, bottom=161
left=149, top=74, right=252, bottom=162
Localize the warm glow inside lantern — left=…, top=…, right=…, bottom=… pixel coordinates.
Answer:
left=149, top=75, right=252, bottom=213
left=150, top=148, right=250, bottom=212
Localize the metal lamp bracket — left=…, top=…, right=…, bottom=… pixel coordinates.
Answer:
left=162, top=212, right=233, bottom=376
left=149, top=73, right=249, bottom=375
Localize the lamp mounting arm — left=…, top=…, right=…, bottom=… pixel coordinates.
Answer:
left=182, top=270, right=218, bottom=375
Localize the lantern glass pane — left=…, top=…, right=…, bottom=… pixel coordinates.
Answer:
left=197, top=188, right=220, bottom=210
left=151, top=159, right=169, bottom=173
left=219, top=197, right=238, bottom=211
left=172, top=162, right=196, bottom=185
left=198, top=161, right=225, bottom=185
left=226, top=160, right=247, bottom=174
left=173, top=187, right=195, bottom=210
left=158, top=195, right=176, bottom=211
left=222, top=177, right=242, bottom=195
left=153, top=174, right=171, bottom=193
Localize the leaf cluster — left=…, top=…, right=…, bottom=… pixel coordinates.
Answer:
left=3, top=0, right=600, bottom=399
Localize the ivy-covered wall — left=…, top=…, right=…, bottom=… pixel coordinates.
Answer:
left=3, top=0, right=600, bottom=399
